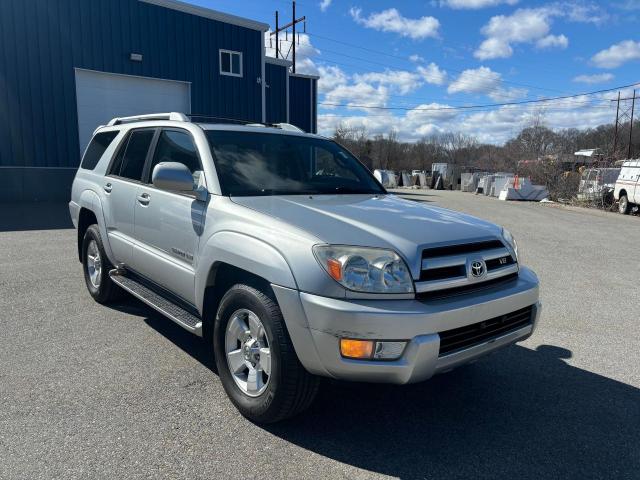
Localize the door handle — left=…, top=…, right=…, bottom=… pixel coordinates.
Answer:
left=103, top=183, right=112, bottom=193
left=137, top=193, right=150, bottom=205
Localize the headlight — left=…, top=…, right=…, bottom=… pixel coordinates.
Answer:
left=502, top=228, right=518, bottom=261
left=313, top=245, right=414, bottom=293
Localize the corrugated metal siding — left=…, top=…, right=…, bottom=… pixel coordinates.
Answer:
left=289, top=75, right=314, bottom=133
left=265, top=63, right=287, bottom=124
left=0, top=0, right=263, bottom=168
left=312, top=79, right=317, bottom=134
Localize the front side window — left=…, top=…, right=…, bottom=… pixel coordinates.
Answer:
left=109, top=129, right=155, bottom=181
left=206, top=131, right=385, bottom=196
left=219, top=49, right=242, bottom=77
left=81, top=131, right=119, bottom=170
left=147, top=130, right=202, bottom=184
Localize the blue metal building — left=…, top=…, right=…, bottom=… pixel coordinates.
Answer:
left=0, top=0, right=318, bottom=201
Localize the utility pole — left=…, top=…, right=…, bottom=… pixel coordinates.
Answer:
left=629, top=89, right=636, bottom=159
left=613, top=91, right=620, bottom=158
left=271, top=1, right=306, bottom=73
left=611, top=90, right=639, bottom=160
left=275, top=10, right=279, bottom=59
left=292, top=1, right=296, bottom=73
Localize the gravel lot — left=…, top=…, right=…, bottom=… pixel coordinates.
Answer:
left=1, top=192, right=639, bottom=480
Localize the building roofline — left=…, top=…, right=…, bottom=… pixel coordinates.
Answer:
left=139, top=0, right=270, bottom=32
left=290, top=72, right=320, bottom=80
left=265, top=56, right=293, bottom=67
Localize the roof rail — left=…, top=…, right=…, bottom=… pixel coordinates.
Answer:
left=274, top=123, right=304, bottom=132
left=107, top=112, right=189, bottom=126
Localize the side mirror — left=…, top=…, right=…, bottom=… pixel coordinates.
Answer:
left=152, top=162, right=194, bottom=192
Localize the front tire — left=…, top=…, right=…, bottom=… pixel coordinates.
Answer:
left=619, top=194, right=631, bottom=214
left=213, top=284, right=319, bottom=423
left=82, top=225, right=121, bottom=304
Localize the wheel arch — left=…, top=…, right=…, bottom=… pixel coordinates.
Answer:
left=76, top=189, right=116, bottom=264
left=195, top=231, right=298, bottom=316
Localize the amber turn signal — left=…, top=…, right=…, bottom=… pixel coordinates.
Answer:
left=340, top=338, right=374, bottom=359
left=326, top=258, right=342, bottom=281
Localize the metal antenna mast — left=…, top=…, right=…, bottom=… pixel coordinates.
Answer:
left=271, top=1, right=306, bottom=73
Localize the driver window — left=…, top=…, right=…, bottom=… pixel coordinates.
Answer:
left=147, top=130, right=202, bottom=184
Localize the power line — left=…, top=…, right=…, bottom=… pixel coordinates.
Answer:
left=317, top=82, right=640, bottom=112
left=304, top=31, right=571, bottom=95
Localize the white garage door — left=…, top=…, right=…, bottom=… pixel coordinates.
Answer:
left=75, top=69, right=191, bottom=154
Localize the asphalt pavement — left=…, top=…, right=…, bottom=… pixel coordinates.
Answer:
left=1, top=192, right=638, bottom=480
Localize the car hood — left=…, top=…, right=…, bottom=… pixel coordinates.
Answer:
left=230, top=194, right=503, bottom=275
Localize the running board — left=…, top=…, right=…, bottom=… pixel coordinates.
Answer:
left=109, top=269, right=203, bottom=336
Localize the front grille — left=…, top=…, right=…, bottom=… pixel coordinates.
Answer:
left=420, top=265, right=466, bottom=281
left=438, top=305, right=534, bottom=356
left=416, top=273, right=518, bottom=301
left=416, top=239, right=517, bottom=299
left=422, top=240, right=504, bottom=259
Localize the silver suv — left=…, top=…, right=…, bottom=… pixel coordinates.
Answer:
left=69, top=112, right=541, bottom=423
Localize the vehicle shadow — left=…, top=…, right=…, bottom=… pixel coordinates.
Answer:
left=140, top=308, right=639, bottom=479
left=0, top=202, right=73, bottom=231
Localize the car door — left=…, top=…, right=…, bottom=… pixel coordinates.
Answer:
left=102, top=128, right=156, bottom=266
left=130, top=128, right=207, bottom=305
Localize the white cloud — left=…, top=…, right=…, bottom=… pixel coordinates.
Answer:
left=318, top=93, right=618, bottom=144
left=264, top=30, right=320, bottom=75
left=591, top=40, right=640, bottom=68
left=563, top=1, right=610, bottom=25
left=573, top=73, right=615, bottom=84
left=488, top=86, right=528, bottom=102
left=440, top=0, right=518, bottom=9
left=353, top=70, right=422, bottom=95
left=536, top=34, right=568, bottom=49
left=323, top=82, right=389, bottom=111
left=317, top=65, right=348, bottom=94
left=417, top=63, right=448, bottom=85
left=447, top=66, right=502, bottom=95
left=409, top=54, right=425, bottom=63
left=474, top=8, right=552, bottom=59
left=350, top=7, right=440, bottom=40
left=475, top=37, right=514, bottom=60
left=319, top=0, right=332, bottom=12
left=474, top=4, right=601, bottom=60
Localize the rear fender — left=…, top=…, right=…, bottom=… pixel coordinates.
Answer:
left=78, top=189, right=116, bottom=264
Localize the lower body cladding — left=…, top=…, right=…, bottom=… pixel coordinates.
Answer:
left=272, top=267, right=541, bottom=384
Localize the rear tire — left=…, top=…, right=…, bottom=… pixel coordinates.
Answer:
left=82, top=224, right=121, bottom=304
left=619, top=194, right=631, bottom=214
left=213, top=283, right=319, bottom=423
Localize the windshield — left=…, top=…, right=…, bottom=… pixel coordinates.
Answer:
left=206, top=130, right=385, bottom=196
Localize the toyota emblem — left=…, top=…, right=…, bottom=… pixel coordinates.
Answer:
left=470, top=260, right=486, bottom=278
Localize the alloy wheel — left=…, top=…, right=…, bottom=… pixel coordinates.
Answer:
left=225, top=309, right=272, bottom=397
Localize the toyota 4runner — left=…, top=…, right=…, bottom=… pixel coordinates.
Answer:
left=69, top=112, right=541, bottom=423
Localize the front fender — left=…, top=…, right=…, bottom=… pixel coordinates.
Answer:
left=195, top=230, right=298, bottom=313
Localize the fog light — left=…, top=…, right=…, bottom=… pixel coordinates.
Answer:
left=374, top=341, right=406, bottom=360
left=340, top=339, right=374, bottom=359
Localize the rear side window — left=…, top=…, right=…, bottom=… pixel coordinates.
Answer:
left=81, top=131, right=119, bottom=170
left=146, top=130, right=201, bottom=183
left=108, top=129, right=155, bottom=181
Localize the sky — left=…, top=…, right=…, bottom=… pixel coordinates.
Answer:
left=188, top=0, right=640, bottom=144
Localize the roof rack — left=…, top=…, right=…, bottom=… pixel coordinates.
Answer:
left=107, top=112, right=189, bottom=126
left=187, top=115, right=306, bottom=133
left=273, top=123, right=304, bottom=132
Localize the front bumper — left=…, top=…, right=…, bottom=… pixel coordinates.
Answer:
left=273, top=266, right=541, bottom=384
